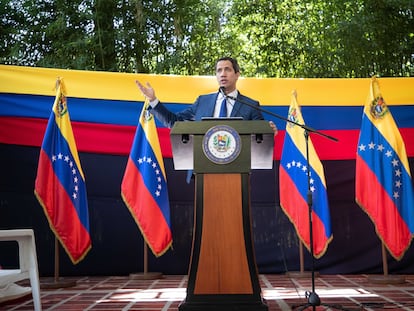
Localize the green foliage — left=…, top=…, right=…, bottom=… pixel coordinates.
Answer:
left=1, top=0, right=413, bottom=77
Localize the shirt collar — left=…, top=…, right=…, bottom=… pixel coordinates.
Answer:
left=227, top=89, right=238, bottom=99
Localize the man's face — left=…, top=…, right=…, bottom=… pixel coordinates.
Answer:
left=215, top=60, right=240, bottom=92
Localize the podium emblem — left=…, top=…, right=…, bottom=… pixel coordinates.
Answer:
left=202, top=125, right=241, bottom=164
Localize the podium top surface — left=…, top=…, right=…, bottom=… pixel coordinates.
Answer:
left=170, top=120, right=274, bottom=135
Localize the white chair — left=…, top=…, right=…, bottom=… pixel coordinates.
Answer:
left=0, top=229, right=42, bottom=310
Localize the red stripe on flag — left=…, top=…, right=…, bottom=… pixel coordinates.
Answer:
left=355, top=155, right=411, bottom=259
left=121, top=158, right=172, bottom=255
left=0, top=116, right=174, bottom=157
left=279, top=167, right=329, bottom=257
left=2, top=116, right=414, bottom=160
left=34, top=150, right=91, bottom=263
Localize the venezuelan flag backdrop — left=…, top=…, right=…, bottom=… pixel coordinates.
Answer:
left=1, top=65, right=414, bottom=275
left=1, top=65, right=413, bottom=160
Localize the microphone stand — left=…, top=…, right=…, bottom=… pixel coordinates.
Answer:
left=223, top=91, right=351, bottom=311
left=222, top=90, right=338, bottom=142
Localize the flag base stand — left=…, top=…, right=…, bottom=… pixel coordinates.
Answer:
left=40, top=278, right=77, bottom=289
left=40, top=238, right=77, bottom=289
left=129, top=272, right=163, bottom=280
left=129, top=241, right=163, bottom=280
left=367, top=243, right=406, bottom=285
left=286, top=271, right=318, bottom=279
left=367, top=275, right=405, bottom=284
left=286, top=242, right=319, bottom=278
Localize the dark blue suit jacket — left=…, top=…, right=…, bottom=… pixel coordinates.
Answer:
left=150, top=92, right=263, bottom=128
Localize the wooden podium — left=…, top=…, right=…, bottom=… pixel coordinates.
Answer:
left=170, top=120, right=274, bottom=311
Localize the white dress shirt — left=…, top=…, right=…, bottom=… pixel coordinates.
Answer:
left=213, top=90, right=238, bottom=118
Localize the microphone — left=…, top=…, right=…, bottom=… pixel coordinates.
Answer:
left=219, top=86, right=237, bottom=101
left=219, top=86, right=227, bottom=97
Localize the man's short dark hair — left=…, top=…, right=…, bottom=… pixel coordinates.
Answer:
left=215, top=57, right=240, bottom=73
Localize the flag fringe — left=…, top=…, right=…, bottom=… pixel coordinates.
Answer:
left=355, top=198, right=412, bottom=261
left=121, top=192, right=172, bottom=258
left=33, top=190, right=91, bottom=265
left=279, top=203, right=332, bottom=259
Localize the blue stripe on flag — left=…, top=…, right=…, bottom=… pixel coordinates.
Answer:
left=129, top=123, right=170, bottom=226
left=358, top=116, right=414, bottom=232
left=281, top=134, right=332, bottom=237
left=1, top=93, right=414, bottom=130
left=41, top=112, right=89, bottom=230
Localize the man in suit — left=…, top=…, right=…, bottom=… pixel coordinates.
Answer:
left=136, top=57, right=276, bottom=132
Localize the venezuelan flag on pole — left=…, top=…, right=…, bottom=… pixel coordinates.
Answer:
left=279, top=91, right=332, bottom=258
left=34, top=78, right=91, bottom=264
left=121, top=101, right=172, bottom=257
left=356, top=77, right=414, bottom=260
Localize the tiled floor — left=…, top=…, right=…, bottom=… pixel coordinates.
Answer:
left=2, top=274, right=414, bottom=310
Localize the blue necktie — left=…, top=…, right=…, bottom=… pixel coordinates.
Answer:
left=219, top=97, right=227, bottom=117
